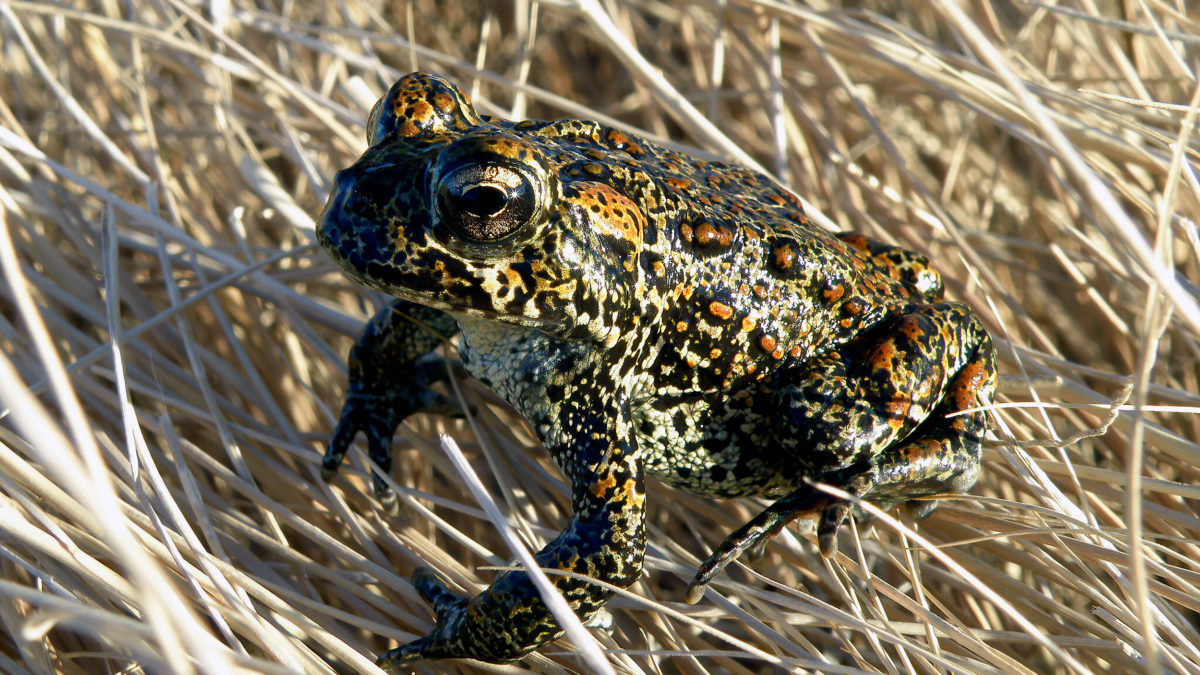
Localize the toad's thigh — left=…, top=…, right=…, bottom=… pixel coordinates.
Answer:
left=769, top=302, right=991, bottom=474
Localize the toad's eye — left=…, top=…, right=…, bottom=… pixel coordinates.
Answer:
left=437, top=162, right=535, bottom=242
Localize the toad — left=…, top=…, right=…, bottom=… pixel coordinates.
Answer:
left=318, top=72, right=996, bottom=667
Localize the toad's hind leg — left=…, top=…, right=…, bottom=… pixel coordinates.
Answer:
left=811, top=340, right=996, bottom=552
left=687, top=303, right=995, bottom=603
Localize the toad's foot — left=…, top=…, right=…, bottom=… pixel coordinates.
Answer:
left=322, top=300, right=460, bottom=510
left=685, top=488, right=826, bottom=604
left=375, top=568, right=472, bottom=670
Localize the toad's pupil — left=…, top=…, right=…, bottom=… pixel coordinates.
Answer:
left=460, top=185, right=508, bottom=217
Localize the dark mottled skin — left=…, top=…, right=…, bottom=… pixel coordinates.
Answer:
left=318, top=73, right=996, bottom=668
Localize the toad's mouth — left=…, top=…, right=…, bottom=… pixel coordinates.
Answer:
left=334, top=256, right=567, bottom=332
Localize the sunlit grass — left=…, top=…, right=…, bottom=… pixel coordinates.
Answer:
left=0, top=1, right=1197, bottom=672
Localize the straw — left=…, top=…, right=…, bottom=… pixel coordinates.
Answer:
left=0, top=0, right=1197, bottom=672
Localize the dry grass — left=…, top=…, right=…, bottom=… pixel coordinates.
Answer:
left=1, top=0, right=1198, bottom=673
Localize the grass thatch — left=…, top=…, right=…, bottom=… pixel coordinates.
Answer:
left=1, top=0, right=1198, bottom=672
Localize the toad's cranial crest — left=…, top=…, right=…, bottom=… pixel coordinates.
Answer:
left=318, top=72, right=996, bottom=668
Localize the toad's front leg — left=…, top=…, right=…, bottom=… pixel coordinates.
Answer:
left=323, top=300, right=461, bottom=510
left=378, top=399, right=646, bottom=667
